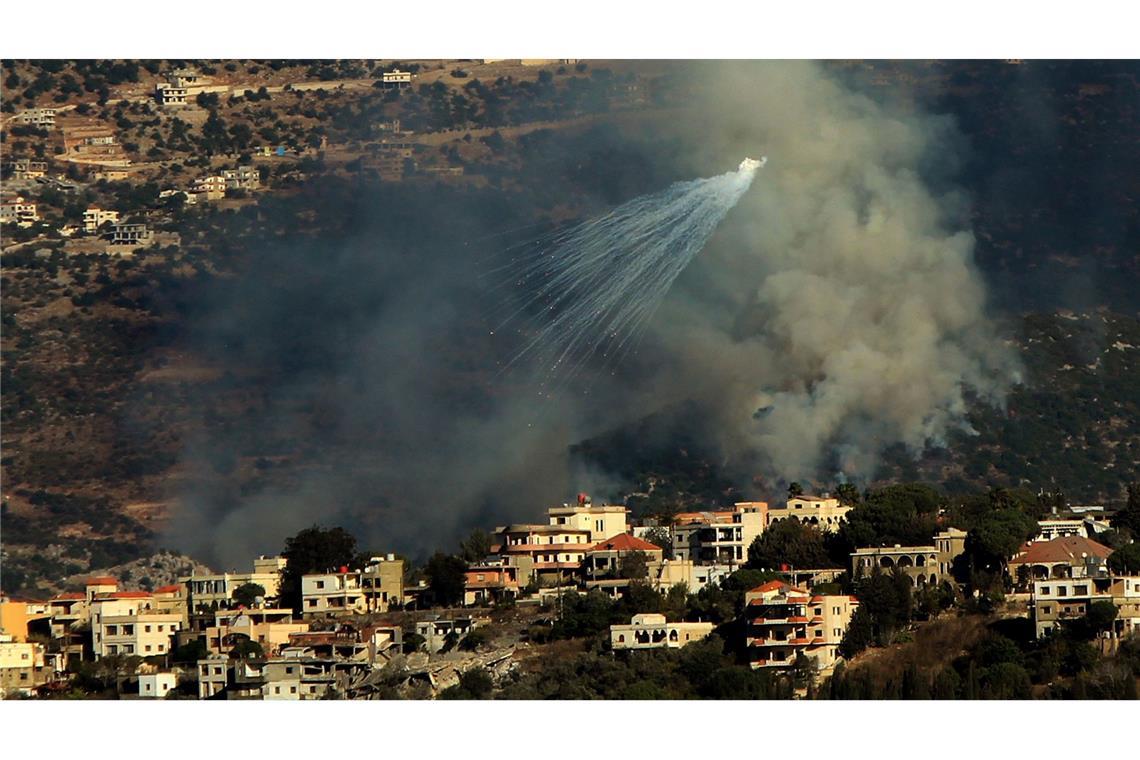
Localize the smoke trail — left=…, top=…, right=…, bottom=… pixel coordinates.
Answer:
left=497, top=158, right=765, bottom=384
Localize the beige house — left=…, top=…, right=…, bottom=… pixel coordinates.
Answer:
left=13, top=108, right=57, bottom=128
left=184, top=556, right=287, bottom=613
left=582, top=533, right=664, bottom=581
left=192, top=175, right=227, bottom=201
left=671, top=502, right=767, bottom=565
left=90, top=591, right=183, bottom=659
left=107, top=222, right=153, bottom=246
left=767, top=495, right=851, bottom=533
left=138, top=672, right=177, bottom=698
left=1009, top=535, right=1113, bottom=585
left=11, top=159, right=48, bottom=179
left=650, top=559, right=735, bottom=595
left=0, top=635, right=51, bottom=697
left=205, top=607, right=308, bottom=657
left=547, top=495, right=629, bottom=542
left=610, top=613, right=714, bottom=651
left=0, top=196, right=40, bottom=226
left=744, top=580, right=858, bottom=675
left=934, top=528, right=968, bottom=577
left=301, top=556, right=404, bottom=618
left=495, top=523, right=593, bottom=585
left=83, top=207, right=120, bottom=233
left=1031, top=575, right=1140, bottom=639
left=222, top=166, right=260, bottom=190
left=851, top=544, right=942, bottom=587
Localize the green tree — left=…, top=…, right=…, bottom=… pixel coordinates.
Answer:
left=424, top=552, right=467, bottom=607
left=787, top=482, right=804, bottom=498
left=277, top=525, right=362, bottom=613
left=1112, top=483, right=1140, bottom=535
left=746, top=519, right=832, bottom=571
left=643, top=526, right=674, bottom=559
left=836, top=483, right=860, bottom=506
left=229, top=636, right=264, bottom=660
left=619, top=550, right=650, bottom=580
left=231, top=582, right=265, bottom=608
left=458, top=528, right=493, bottom=564
left=1108, top=542, right=1140, bottom=574
left=838, top=606, right=873, bottom=659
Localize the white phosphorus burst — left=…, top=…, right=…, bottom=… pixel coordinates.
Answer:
left=496, top=158, right=765, bottom=386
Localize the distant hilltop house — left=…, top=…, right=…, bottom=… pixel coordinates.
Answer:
left=11, top=159, right=48, bottom=180
left=107, top=222, right=154, bottom=246
left=83, top=207, right=119, bottom=233
left=12, top=108, right=57, bottom=129
left=610, top=613, right=713, bottom=651
left=223, top=165, right=260, bottom=191
left=1034, top=516, right=1111, bottom=543
left=380, top=69, right=413, bottom=89
left=155, top=68, right=211, bottom=106
left=0, top=195, right=40, bottom=226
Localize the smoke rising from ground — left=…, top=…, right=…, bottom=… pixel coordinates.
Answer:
left=648, top=61, right=1021, bottom=483
left=164, top=61, right=1020, bottom=567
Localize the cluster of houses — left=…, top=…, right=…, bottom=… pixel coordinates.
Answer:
left=1, top=493, right=1137, bottom=699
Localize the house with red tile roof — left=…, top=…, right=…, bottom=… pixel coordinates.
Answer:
left=743, top=580, right=858, bottom=676
left=1009, top=535, right=1113, bottom=587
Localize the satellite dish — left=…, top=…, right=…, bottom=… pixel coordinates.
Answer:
left=253, top=596, right=266, bottom=606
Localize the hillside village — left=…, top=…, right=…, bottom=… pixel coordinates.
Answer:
left=3, top=488, right=1139, bottom=699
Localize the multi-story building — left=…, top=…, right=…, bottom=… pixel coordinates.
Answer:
left=205, top=607, right=308, bottom=657
left=155, top=83, right=188, bottom=105
left=192, top=175, right=227, bottom=201
left=0, top=196, right=40, bottom=226
left=46, top=592, right=88, bottom=665
left=300, top=556, right=404, bottom=618
left=11, top=159, right=48, bottom=180
left=650, top=559, right=735, bottom=595
left=83, top=207, right=120, bottom=233
left=1030, top=575, right=1140, bottom=639
left=495, top=523, right=593, bottom=585
left=766, top=495, right=851, bottom=533
left=851, top=544, right=943, bottom=588
left=547, top=495, right=629, bottom=542
left=381, top=69, right=413, bottom=88
left=582, top=533, right=664, bottom=581
left=222, top=165, right=260, bottom=190
left=463, top=562, right=521, bottom=606
left=414, top=616, right=476, bottom=653
left=934, top=527, right=968, bottom=577
left=1009, top=535, right=1113, bottom=585
left=107, top=222, right=154, bottom=246
left=610, top=613, right=714, bottom=651
left=13, top=108, right=57, bottom=128
left=0, top=635, right=51, bottom=697
left=744, top=580, right=858, bottom=675
left=184, top=556, right=287, bottom=615
left=671, top=502, right=767, bottom=565
left=1034, top=517, right=1112, bottom=543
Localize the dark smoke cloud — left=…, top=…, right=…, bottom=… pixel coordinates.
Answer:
left=165, top=61, right=1024, bottom=566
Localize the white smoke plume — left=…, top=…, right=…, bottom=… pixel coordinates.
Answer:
left=644, top=61, right=1021, bottom=484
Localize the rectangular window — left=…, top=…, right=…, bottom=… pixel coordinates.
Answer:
left=145, top=625, right=152, bottom=633
left=316, top=580, right=325, bottom=589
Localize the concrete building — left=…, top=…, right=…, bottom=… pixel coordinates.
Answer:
left=301, top=556, right=404, bottom=618
left=107, top=222, right=154, bottom=246
left=671, top=502, right=767, bottom=565
left=0, top=635, right=51, bottom=697
left=414, top=616, right=476, bottom=653
left=11, top=159, right=48, bottom=179
left=138, top=672, right=177, bottom=698
left=1035, top=517, right=1111, bottom=543
left=192, top=175, right=227, bottom=200
left=464, top=562, right=521, bottom=606
left=1009, top=535, right=1113, bottom=585
left=650, top=559, right=735, bottom=595
left=183, top=556, right=287, bottom=614
left=851, top=544, right=943, bottom=588
left=766, top=495, right=851, bottom=533
left=744, top=580, right=858, bottom=675
left=547, top=495, right=629, bottom=542
left=381, top=69, right=413, bottom=88
left=222, top=165, right=260, bottom=190
left=582, top=532, right=664, bottom=581
left=495, top=523, right=593, bottom=585
left=934, top=528, right=968, bottom=577
left=155, top=83, right=188, bottom=105
left=83, top=207, right=120, bottom=233
left=0, top=196, right=40, bottom=226
left=1030, top=575, right=1140, bottom=639
left=610, top=613, right=714, bottom=651
left=205, top=607, right=308, bottom=657
left=13, top=108, right=57, bottom=128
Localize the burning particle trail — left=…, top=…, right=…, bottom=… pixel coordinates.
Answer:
left=497, top=157, right=765, bottom=385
